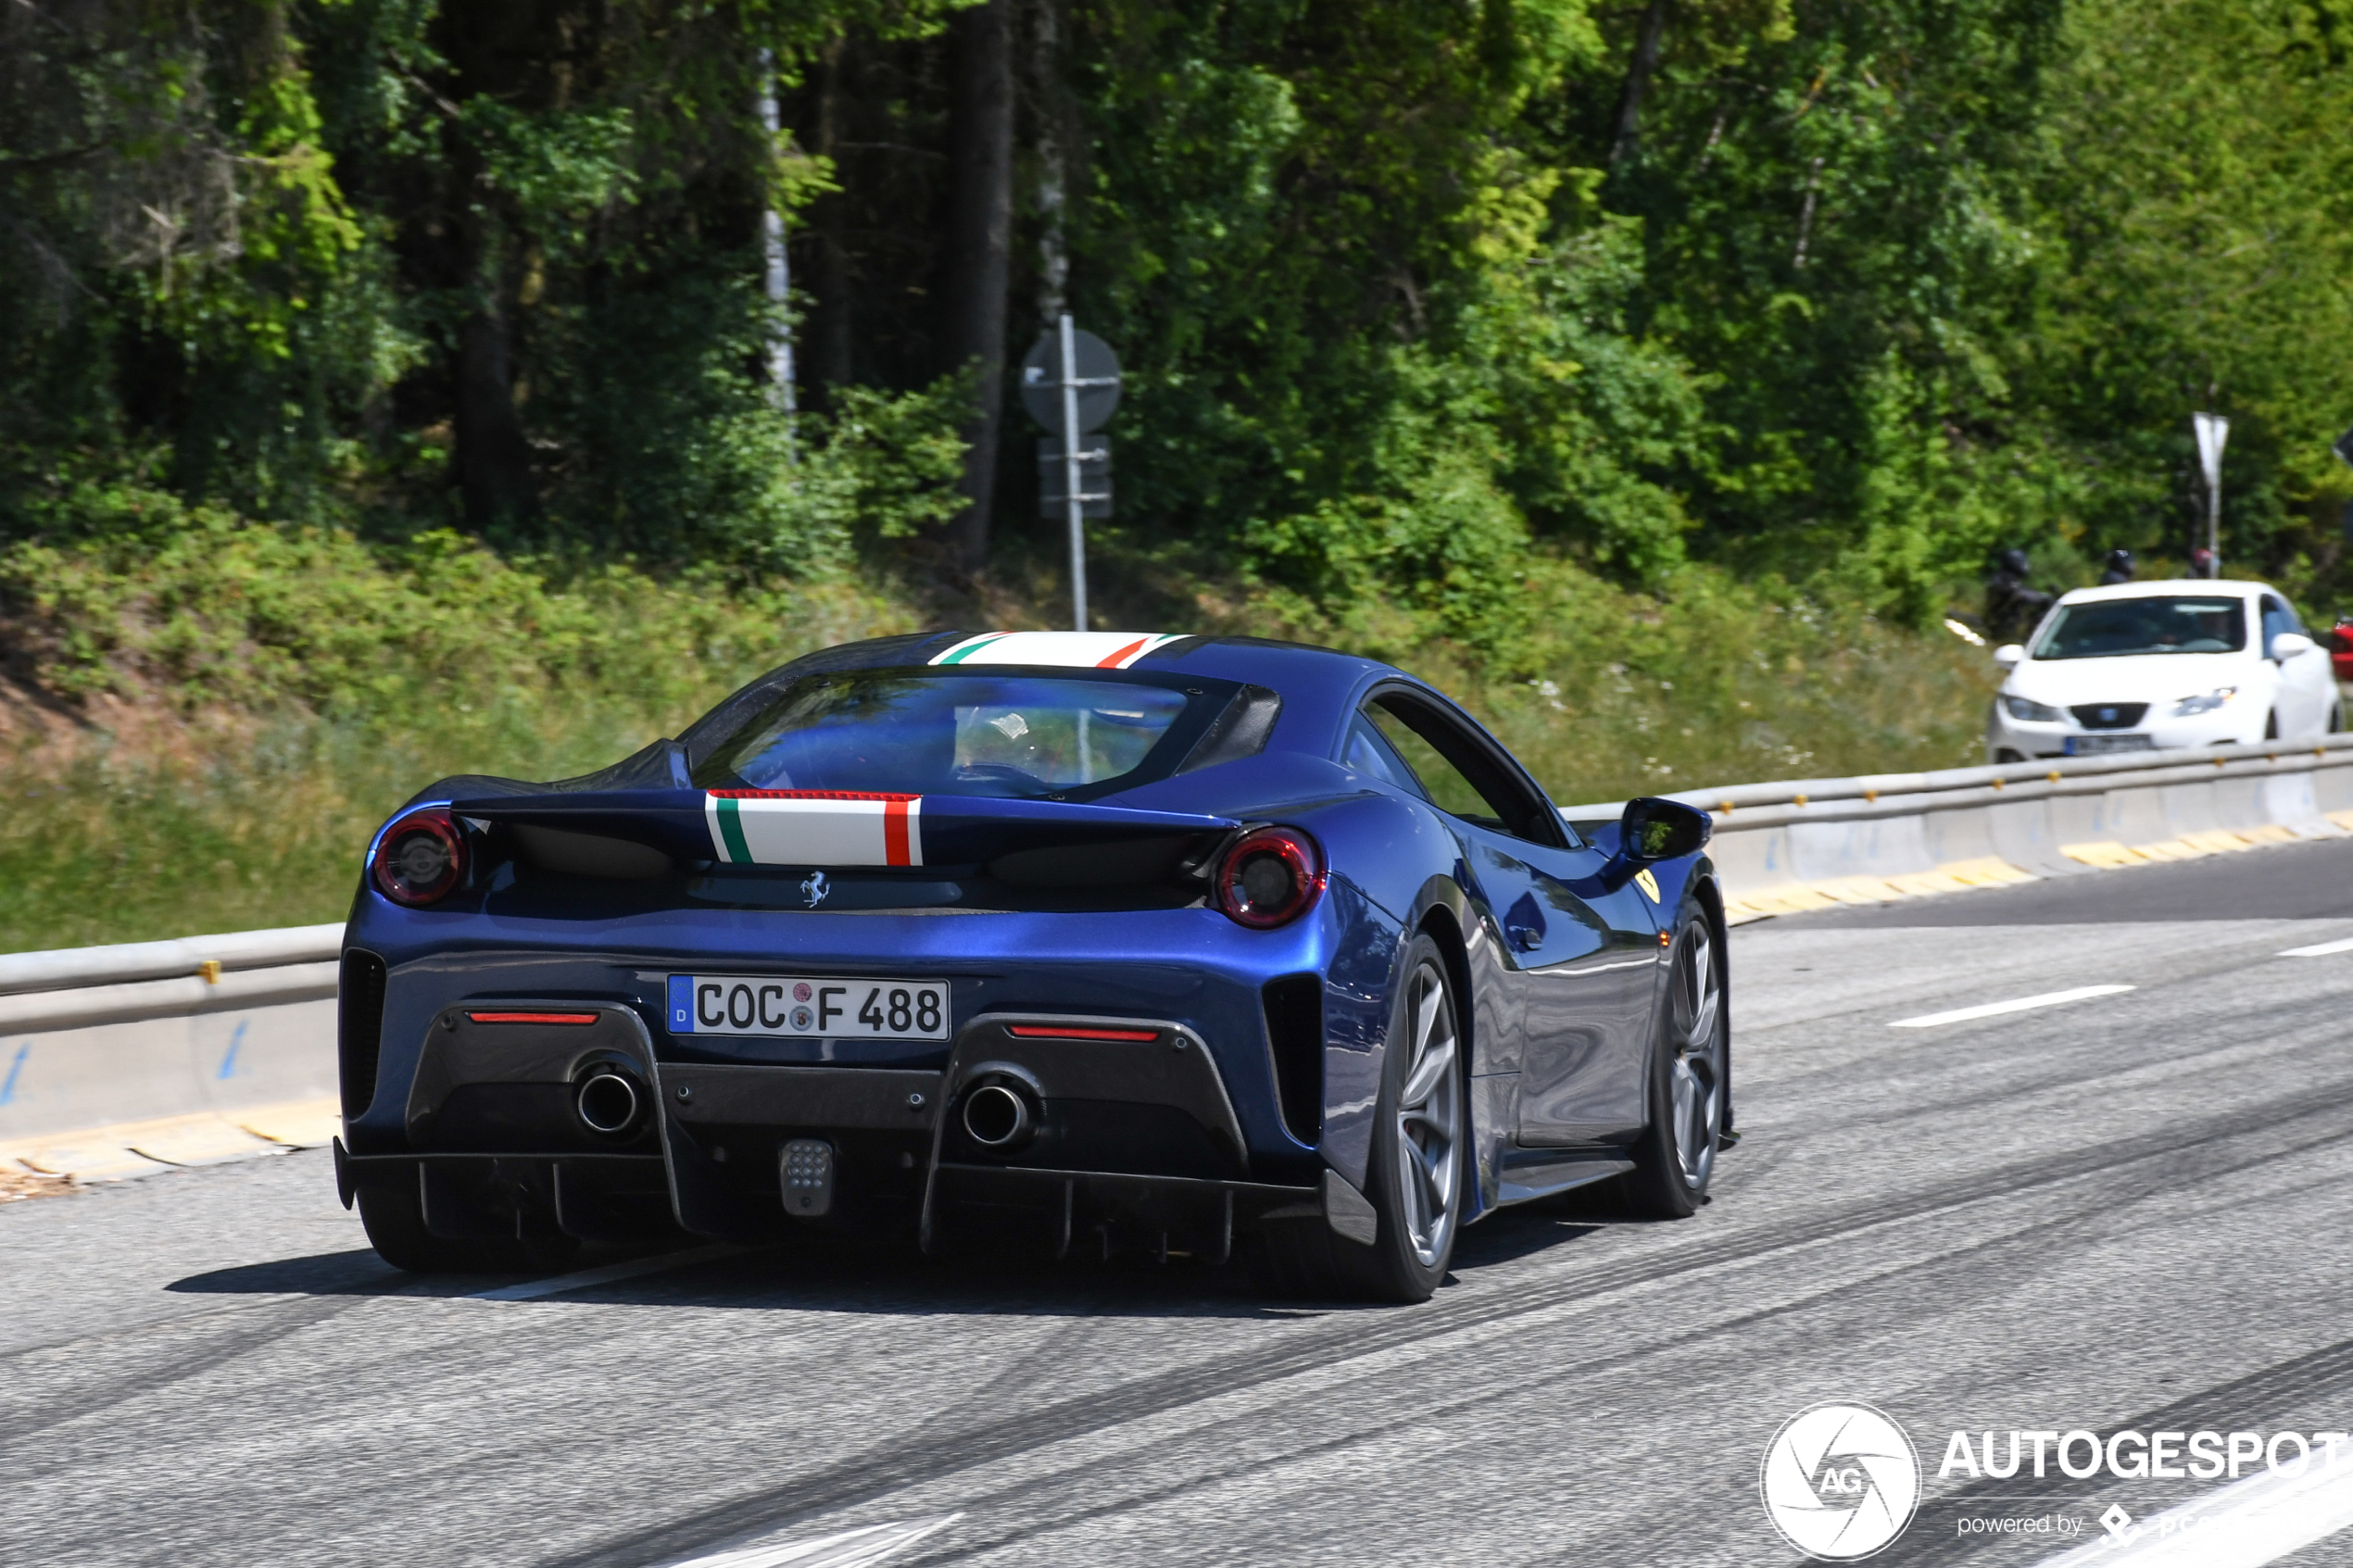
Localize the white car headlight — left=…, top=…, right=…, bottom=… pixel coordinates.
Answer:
left=2171, top=686, right=2238, bottom=716
left=2001, top=694, right=2063, bottom=722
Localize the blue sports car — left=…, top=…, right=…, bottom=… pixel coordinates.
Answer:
left=333, top=631, right=1728, bottom=1301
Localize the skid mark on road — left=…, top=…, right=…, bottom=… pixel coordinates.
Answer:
left=1894, top=1336, right=2353, bottom=1566
left=547, top=1084, right=2353, bottom=1568
left=887, top=1108, right=2353, bottom=1563
left=0, top=1295, right=361, bottom=1454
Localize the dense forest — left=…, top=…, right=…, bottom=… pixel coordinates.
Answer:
left=4, top=0, right=2353, bottom=945
left=10, top=0, right=2353, bottom=621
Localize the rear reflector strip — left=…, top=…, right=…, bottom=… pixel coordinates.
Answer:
left=1006, top=1024, right=1160, bottom=1042
left=466, top=1010, right=600, bottom=1025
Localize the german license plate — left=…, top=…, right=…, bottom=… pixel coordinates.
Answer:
left=2064, top=734, right=2155, bottom=755
left=666, top=973, right=950, bottom=1040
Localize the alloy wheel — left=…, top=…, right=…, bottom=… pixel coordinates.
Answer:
left=1392, top=959, right=1461, bottom=1267
left=1668, top=923, right=1724, bottom=1189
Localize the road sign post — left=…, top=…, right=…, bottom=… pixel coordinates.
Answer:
left=1021, top=319, right=1121, bottom=631
left=1058, top=319, right=1086, bottom=630
left=2194, top=412, right=2229, bottom=577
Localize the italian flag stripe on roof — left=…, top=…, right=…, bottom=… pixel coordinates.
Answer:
left=928, top=632, right=1187, bottom=669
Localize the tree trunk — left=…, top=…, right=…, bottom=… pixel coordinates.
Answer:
left=1609, top=0, right=1669, bottom=169
left=812, top=37, right=856, bottom=392
left=1029, top=0, right=1071, bottom=321
left=941, top=0, right=1015, bottom=575
left=439, top=0, right=543, bottom=531
left=454, top=218, right=535, bottom=530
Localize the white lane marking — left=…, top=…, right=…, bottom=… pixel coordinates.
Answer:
left=658, top=1514, right=963, bottom=1568
left=2278, top=935, right=2353, bottom=957
left=2032, top=1454, right=2353, bottom=1566
left=1891, top=985, right=2135, bottom=1029
left=471, top=1244, right=741, bottom=1302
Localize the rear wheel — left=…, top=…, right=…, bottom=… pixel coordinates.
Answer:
left=2266, top=708, right=2281, bottom=740
left=1623, top=909, right=1725, bottom=1219
left=1252, top=934, right=1466, bottom=1302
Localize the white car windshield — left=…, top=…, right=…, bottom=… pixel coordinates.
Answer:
left=2032, top=596, right=2246, bottom=660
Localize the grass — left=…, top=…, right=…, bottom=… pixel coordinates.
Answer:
left=0, top=519, right=1996, bottom=952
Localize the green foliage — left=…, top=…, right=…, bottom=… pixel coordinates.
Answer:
left=12, top=0, right=2353, bottom=952
left=0, top=521, right=1988, bottom=949
left=0, top=507, right=911, bottom=722
left=1074, top=0, right=1703, bottom=635
left=0, top=507, right=918, bottom=951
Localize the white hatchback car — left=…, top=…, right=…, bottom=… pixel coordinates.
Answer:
left=1986, top=580, right=2340, bottom=762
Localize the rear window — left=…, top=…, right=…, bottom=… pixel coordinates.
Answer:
left=689, top=670, right=1231, bottom=799
left=2032, top=596, right=2246, bottom=659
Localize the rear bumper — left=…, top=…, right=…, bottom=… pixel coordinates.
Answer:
left=340, top=1001, right=1323, bottom=1252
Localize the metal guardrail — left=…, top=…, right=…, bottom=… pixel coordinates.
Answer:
left=1558, top=733, right=2353, bottom=825
left=1559, top=734, right=2353, bottom=922
left=0, top=922, right=344, bottom=995
left=0, top=923, right=344, bottom=1033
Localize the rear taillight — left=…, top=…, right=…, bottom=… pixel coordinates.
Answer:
left=1214, top=826, right=1326, bottom=929
left=371, top=808, right=466, bottom=907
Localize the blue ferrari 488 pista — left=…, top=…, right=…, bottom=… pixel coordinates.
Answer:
left=333, top=631, right=1728, bottom=1300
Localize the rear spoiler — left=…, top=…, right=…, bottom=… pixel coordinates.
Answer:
left=449, top=788, right=1239, bottom=884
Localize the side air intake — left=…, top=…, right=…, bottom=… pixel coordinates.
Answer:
left=1262, top=974, right=1325, bottom=1147
left=338, top=949, right=388, bottom=1120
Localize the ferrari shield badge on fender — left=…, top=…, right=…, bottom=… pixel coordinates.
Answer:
left=1634, top=868, right=1661, bottom=902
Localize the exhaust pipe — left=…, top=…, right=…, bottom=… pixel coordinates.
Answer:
left=577, top=1072, right=645, bottom=1136
left=962, top=1083, right=1035, bottom=1149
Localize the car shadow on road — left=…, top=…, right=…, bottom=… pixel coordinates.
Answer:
left=167, top=1247, right=411, bottom=1297
left=165, top=1200, right=1630, bottom=1316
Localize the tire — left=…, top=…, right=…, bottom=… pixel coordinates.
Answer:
left=2330, top=701, right=2343, bottom=735
left=1993, top=748, right=2026, bottom=765
left=2265, top=709, right=2281, bottom=741
left=1253, top=933, right=1467, bottom=1303
left=1622, top=905, right=1726, bottom=1220
left=358, top=1174, right=577, bottom=1273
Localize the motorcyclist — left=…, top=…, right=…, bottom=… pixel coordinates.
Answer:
left=1985, top=548, right=2056, bottom=642
left=2098, top=548, right=2135, bottom=586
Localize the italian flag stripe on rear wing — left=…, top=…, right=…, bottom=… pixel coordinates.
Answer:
left=927, top=632, right=1186, bottom=669
left=704, top=791, right=924, bottom=868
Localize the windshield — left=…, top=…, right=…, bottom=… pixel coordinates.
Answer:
left=2032, top=596, right=2246, bottom=660
left=689, top=670, right=1212, bottom=797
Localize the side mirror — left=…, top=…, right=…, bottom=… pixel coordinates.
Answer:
left=2271, top=632, right=2315, bottom=660
left=1992, top=644, right=2025, bottom=670
left=1620, top=797, right=1711, bottom=863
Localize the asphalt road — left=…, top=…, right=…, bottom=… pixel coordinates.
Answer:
left=8, top=847, right=2353, bottom=1567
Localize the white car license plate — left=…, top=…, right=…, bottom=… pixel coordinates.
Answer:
left=2065, top=734, right=2155, bottom=755
left=666, top=973, right=950, bottom=1041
